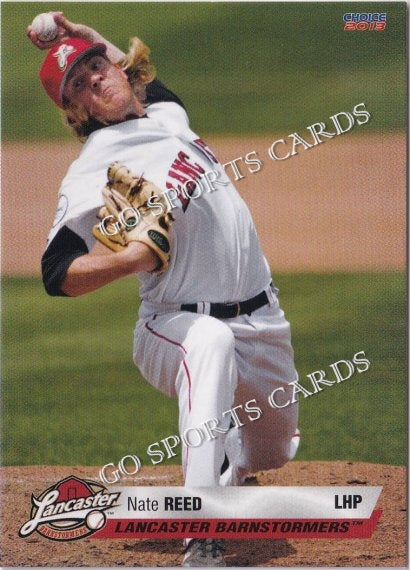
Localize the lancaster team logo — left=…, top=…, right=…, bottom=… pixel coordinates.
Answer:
left=19, top=476, right=120, bottom=541
left=53, top=44, right=76, bottom=71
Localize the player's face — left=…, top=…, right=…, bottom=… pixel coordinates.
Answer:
left=63, top=55, right=143, bottom=122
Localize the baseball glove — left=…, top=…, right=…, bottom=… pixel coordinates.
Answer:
left=92, top=162, right=173, bottom=273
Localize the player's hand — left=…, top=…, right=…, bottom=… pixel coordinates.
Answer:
left=26, top=12, right=96, bottom=50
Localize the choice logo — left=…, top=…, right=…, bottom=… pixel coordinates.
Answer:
left=18, top=476, right=120, bottom=541
left=343, top=13, right=387, bottom=31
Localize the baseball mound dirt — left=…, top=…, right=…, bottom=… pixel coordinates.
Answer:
left=1, top=461, right=406, bottom=567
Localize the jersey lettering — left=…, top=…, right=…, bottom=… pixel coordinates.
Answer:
left=191, top=138, right=218, bottom=164
left=166, top=151, right=206, bottom=211
left=170, top=151, right=205, bottom=179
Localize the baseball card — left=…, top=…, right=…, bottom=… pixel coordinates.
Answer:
left=1, top=1, right=407, bottom=568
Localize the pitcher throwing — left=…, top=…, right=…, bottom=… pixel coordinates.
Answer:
left=28, top=12, right=300, bottom=566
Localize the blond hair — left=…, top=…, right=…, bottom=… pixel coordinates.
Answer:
left=64, top=37, right=156, bottom=140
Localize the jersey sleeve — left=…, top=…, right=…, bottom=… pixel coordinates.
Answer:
left=41, top=225, right=89, bottom=296
left=146, top=78, right=185, bottom=109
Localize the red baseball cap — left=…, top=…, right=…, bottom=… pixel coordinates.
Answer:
left=39, top=38, right=107, bottom=108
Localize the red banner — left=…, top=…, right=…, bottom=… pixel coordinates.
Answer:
left=93, top=509, right=382, bottom=539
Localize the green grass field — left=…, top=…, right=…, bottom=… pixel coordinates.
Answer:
left=2, top=272, right=406, bottom=467
left=2, top=2, right=407, bottom=139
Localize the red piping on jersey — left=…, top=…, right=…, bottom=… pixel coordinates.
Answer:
left=144, top=319, right=192, bottom=412
left=144, top=317, right=192, bottom=475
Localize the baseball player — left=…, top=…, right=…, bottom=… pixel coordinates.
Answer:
left=28, top=12, right=300, bottom=566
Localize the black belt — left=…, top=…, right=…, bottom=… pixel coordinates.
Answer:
left=181, top=289, right=270, bottom=319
